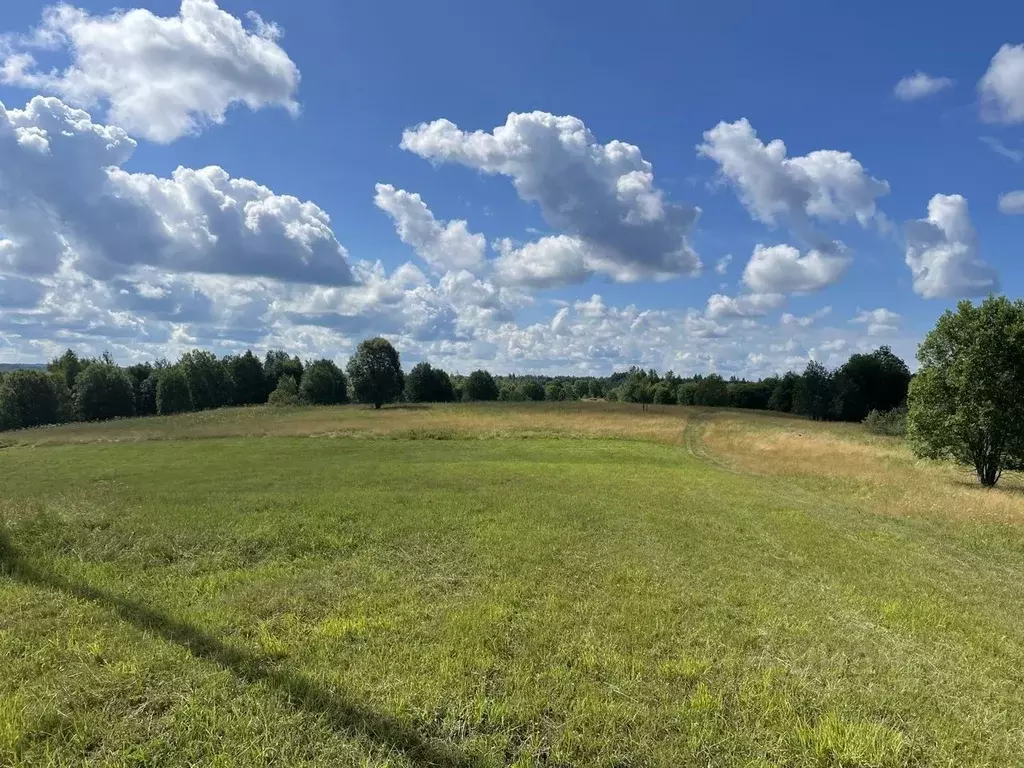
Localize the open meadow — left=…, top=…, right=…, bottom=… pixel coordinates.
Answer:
left=3, top=402, right=1024, bottom=767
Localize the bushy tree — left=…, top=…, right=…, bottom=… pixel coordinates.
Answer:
left=125, top=363, right=157, bottom=416
left=768, top=372, right=799, bottom=413
left=300, top=359, right=348, bottom=405
left=518, top=379, right=546, bottom=402
left=156, top=367, right=193, bottom=415
left=792, top=361, right=834, bottom=421
left=908, top=296, right=1024, bottom=487
left=617, top=367, right=655, bottom=404
left=346, top=337, right=404, bottom=409
left=694, top=374, right=729, bottom=407
left=74, top=362, right=135, bottom=422
left=463, top=370, right=499, bottom=401
left=227, top=351, right=266, bottom=405
left=0, top=370, right=60, bottom=430
left=264, top=350, right=304, bottom=396
left=728, top=380, right=773, bottom=410
left=405, top=362, right=456, bottom=403
left=545, top=381, right=567, bottom=401
left=587, top=380, right=605, bottom=399
left=652, top=382, right=676, bottom=405
left=832, top=346, right=911, bottom=422
left=179, top=350, right=232, bottom=411
left=49, top=372, right=75, bottom=424
left=139, top=372, right=159, bottom=417
left=47, top=349, right=91, bottom=391
left=676, top=381, right=698, bottom=406
left=268, top=374, right=301, bottom=406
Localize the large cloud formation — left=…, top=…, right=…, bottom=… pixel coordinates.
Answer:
left=904, top=194, right=998, bottom=298
left=742, top=243, right=850, bottom=294
left=980, top=44, right=1024, bottom=124
left=400, top=111, right=701, bottom=282
left=0, top=96, right=353, bottom=284
left=0, top=0, right=300, bottom=143
left=698, top=118, right=890, bottom=228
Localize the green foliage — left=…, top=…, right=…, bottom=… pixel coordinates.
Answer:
left=0, top=369, right=60, bottom=430
left=793, top=361, right=833, bottom=421
left=727, top=380, right=773, bottom=410
left=694, top=374, right=729, bottom=407
left=545, top=381, right=567, bottom=401
left=156, top=367, right=193, bottom=415
left=864, top=407, right=908, bottom=437
left=833, top=346, right=911, bottom=422
left=518, top=379, right=546, bottom=402
left=652, top=382, right=676, bottom=405
left=226, top=351, right=266, bottom=406
left=268, top=374, right=301, bottom=406
left=769, top=372, right=800, bottom=413
left=74, top=363, right=135, bottom=422
left=676, top=381, right=698, bottom=406
left=264, top=350, right=304, bottom=397
left=49, top=372, right=75, bottom=424
left=463, top=370, right=499, bottom=401
left=346, top=337, right=404, bottom=409
left=617, top=367, right=655, bottom=404
left=125, top=363, right=157, bottom=416
left=299, top=359, right=348, bottom=405
left=908, top=296, right=1024, bottom=486
left=47, top=349, right=91, bottom=391
left=405, top=361, right=456, bottom=403
left=179, top=350, right=232, bottom=411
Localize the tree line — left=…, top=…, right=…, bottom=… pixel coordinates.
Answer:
left=0, top=334, right=912, bottom=433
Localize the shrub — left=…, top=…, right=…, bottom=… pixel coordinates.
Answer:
left=268, top=375, right=301, bottom=406
left=864, top=407, right=908, bottom=437
left=156, top=367, right=193, bottom=415
left=74, top=363, right=135, bottom=422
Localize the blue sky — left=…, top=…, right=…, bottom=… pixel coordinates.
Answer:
left=0, top=0, right=1022, bottom=376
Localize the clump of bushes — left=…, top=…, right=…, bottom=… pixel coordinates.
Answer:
left=863, top=407, right=907, bottom=437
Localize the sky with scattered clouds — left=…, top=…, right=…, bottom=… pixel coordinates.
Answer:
left=0, top=0, right=1022, bottom=377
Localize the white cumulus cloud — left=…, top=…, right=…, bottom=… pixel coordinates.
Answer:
left=0, top=0, right=300, bottom=143
left=705, top=292, right=785, bottom=320
left=998, top=190, right=1024, bottom=215
left=893, top=72, right=954, bottom=101
left=373, top=184, right=485, bottom=273
left=0, top=96, right=353, bottom=284
left=904, top=194, right=998, bottom=298
left=742, top=243, right=850, bottom=295
left=400, top=111, right=701, bottom=282
left=980, top=44, right=1024, bottom=124
left=853, top=308, right=901, bottom=336
left=698, top=118, right=889, bottom=228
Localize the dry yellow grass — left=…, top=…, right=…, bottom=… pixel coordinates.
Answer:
left=0, top=401, right=695, bottom=447
left=702, top=410, right=1024, bottom=524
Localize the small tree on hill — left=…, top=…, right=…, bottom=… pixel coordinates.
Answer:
left=908, top=296, right=1024, bottom=487
left=463, top=370, right=499, bottom=401
left=156, top=367, right=193, bottom=415
left=300, top=359, right=348, bottom=405
left=74, top=363, right=135, bottom=422
left=346, top=337, right=404, bottom=409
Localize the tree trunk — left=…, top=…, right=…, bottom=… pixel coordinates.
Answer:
left=975, top=452, right=1002, bottom=487
left=374, top=402, right=381, bottom=410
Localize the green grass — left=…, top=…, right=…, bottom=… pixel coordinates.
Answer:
left=2, top=405, right=1024, bottom=766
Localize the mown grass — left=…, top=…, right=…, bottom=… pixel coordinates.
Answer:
left=2, top=403, right=1024, bottom=766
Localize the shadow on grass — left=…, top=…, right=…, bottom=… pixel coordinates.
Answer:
left=0, top=528, right=479, bottom=768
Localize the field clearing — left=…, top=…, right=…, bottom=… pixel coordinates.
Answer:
left=2, top=403, right=1024, bottom=766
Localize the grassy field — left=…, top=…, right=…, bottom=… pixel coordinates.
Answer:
left=2, top=402, right=1024, bottom=766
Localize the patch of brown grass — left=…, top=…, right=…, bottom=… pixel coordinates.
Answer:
left=0, top=401, right=695, bottom=448
left=703, top=411, right=1024, bottom=524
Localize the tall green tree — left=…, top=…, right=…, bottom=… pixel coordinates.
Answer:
left=908, top=296, right=1024, bottom=487
left=346, top=337, right=404, bottom=409
left=226, top=351, right=266, bottom=405
left=264, top=350, right=304, bottom=397
left=0, top=370, right=60, bottom=430
left=179, top=350, right=232, bottom=410
left=768, top=372, right=800, bottom=413
left=405, top=361, right=456, bottom=403
left=792, top=361, right=834, bottom=421
left=47, top=349, right=91, bottom=391
left=694, top=374, right=729, bottom=407
left=125, top=363, right=157, bottom=416
left=463, top=370, right=499, bottom=401
left=74, top=363, right=135, bottom=422
left=300, top=359, right=348, bottom=405
left=156, top=367, right=193, bottom=415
